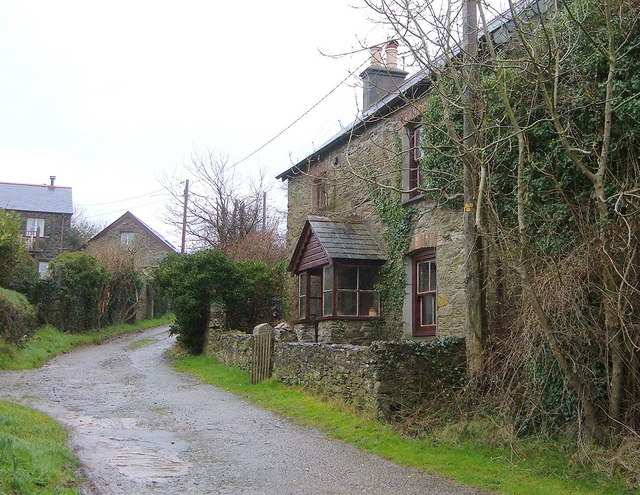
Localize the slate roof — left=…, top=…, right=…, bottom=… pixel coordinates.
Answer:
left=308, top=219, right=386, bottom=261
left=0, top=182, right=73, bottom=214
left=276, top=0, right=551, bottom=182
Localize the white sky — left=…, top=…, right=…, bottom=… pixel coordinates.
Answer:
left=0, top=0, right=393, bottom=245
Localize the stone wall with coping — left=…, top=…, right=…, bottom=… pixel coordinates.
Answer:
left=207, top=330, right=466, bottom=419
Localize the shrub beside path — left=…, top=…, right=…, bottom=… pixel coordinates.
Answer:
left=0, top=325, right=491, bottom=495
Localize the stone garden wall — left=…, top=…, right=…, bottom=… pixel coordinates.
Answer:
left=208, top=329, right=466, bottom=419
left=273, top=343, right=377, bottom=412
left=208, top=331, right=253, bottom=372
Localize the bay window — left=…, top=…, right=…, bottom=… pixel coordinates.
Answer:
left=296, top=262, right=381, bottom=321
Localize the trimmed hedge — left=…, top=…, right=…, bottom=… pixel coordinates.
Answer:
left=0, top=287, right=37, bottom=343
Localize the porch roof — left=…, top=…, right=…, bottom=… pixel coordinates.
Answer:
left=289, top=217, right=386, bottom=274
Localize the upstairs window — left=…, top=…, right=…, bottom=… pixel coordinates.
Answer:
left=312, top=174, right=328, bottom=212
left=120, top=232, right=135, bottom=248
left=408, top=123, right=424, bottom=199
left=26, top=218, right=45, bottom=237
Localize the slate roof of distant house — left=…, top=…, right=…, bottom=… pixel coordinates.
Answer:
left=0, top=182, right=74, bottom=214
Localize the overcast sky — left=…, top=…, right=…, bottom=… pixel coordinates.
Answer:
left=0, top=1, right=395, bottom=245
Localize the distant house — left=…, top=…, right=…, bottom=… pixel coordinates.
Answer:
left=83, top=211, right=176, bottom=271
left=0, top=178, right=73, bottom=277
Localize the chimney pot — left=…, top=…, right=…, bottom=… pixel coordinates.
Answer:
left=369, top=45, right=383, bottom=66
left=49, top=176, right=56, bottom=186
left=386, top=40, right=399, bottom=68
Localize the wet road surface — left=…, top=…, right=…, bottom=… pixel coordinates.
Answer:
left=0, top=325, right=492, bottom=494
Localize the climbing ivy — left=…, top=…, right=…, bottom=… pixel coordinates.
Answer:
left=364, top=141, right=416, bottom=338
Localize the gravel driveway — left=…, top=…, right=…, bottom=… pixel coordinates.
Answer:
left=0, top=325, right=491, bottom=495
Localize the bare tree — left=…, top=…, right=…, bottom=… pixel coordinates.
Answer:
left=163, top=150, right=286, bottom=264
left=67, top=207, right=106, bottom=251
left=361, top=0, right=640, bottom=441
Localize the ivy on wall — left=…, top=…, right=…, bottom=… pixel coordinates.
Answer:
left=364, top=140, right=416, bottom=338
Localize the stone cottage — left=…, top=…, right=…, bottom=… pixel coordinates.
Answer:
left=0, top=178, right=73, bottom=277
left=83, top=210, right=176, bottom=271
left=277, top=41, right=465, bottom=344
left=83, top=211, right=176, bottom=320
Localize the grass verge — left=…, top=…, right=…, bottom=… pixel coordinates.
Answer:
left=175, top=355, right=631, bottom=495
left=0, top=400, right=80, bottom=495
left=0, top=313, right=174, bottom=370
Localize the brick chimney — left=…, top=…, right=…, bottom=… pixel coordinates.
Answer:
left=359, top=40, right=408, bottom=112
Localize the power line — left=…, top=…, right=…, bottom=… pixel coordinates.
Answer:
left=231, top=56, right=370, bottom=169
left=83, top=198, right=168, bottom=219
left=83, top=189, right=165, bottom=206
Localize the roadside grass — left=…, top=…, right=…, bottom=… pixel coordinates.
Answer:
left=175, top=355, right=631, bottom=495
left=0, top=314, right=174, bottom=370
left=0, top=400, right=80, bottom=495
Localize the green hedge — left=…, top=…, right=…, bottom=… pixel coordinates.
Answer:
left=0, top=288, right=37, bottom=343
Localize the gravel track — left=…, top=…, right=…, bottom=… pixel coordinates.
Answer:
left=0, top=325, right=492, bottom=494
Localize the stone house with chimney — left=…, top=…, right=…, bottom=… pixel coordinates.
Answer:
left=277, top=41, right=466, bottom=344
left=0, top=178, right=73, bottom=277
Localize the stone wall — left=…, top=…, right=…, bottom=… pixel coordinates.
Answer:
left=273, top=343, right=377, bottom=412
left=369, top=339, right=466, bottom=418
left=207, top=331, right=253, bottom=371
left=207, top=330, right=466, bottom=419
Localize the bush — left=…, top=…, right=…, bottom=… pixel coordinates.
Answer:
left=40, top=252, right=107, bottom=332
left=155, top=251, right=287, bottom=354
left=0, top=209, right=39, bottom=296
left=155, top=250, right=241, bottom=354
left=0, top=287, right=37, bottom=343
left=230, top=260, right=286, bottom=331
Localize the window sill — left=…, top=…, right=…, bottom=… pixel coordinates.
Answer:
left=293, top=315, right=383, bottom=324
left=401, top=193, right=424, bottom=206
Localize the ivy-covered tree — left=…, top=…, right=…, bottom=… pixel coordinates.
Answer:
left=364, top=0, right=640, bottom=440
left=154, top=250, right=241, bottom=353
left=40, top=252, right=108, bottom=332
left=0, top=209, right=39, bottom=295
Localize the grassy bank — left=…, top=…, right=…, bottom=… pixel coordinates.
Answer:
left=0, top=400, right=81, bottom=495
left=0, top=313, right=174, bottom=370
left=175, top=355, right=631, bottom=495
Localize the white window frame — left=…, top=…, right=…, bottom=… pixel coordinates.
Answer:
left=26, top=218, right=45, bottom=237
left=120, top=232, right=135, bottom=248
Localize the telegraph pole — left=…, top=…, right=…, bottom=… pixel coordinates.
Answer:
left=262, top=191, right=267, bottom=232
left=181, top=179, right=189, bottom=254
left=462, top=0, right=486, bottom=375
